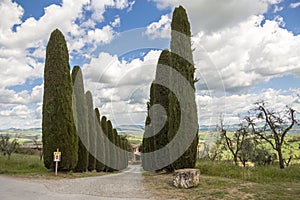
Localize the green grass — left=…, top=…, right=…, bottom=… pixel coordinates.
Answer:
left=0, top=153, right=48, bottom=175
left=196, top=161, right=300, bottom=184
left=143, top=161, right=300, bottom=199
left=0, top=153, right=120, bottom=179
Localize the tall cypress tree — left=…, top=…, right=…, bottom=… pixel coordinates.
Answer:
left=142, top=50, right=171, bottom=172
left=95, top=108, right=105, bottom=172
left=142, top=6, right=198, bottom=171
left=101, top=116, right=109, bottom=171
left=142, top=85, right=156, bottom=171
left=113, top=128, right=120, bottom=170
left=107, top=120, right=115, bottom=171
left=86, top=91, right=96, bottom=171
left=42, top=29, right=78, bottom=171
left=72, top=66, right=89, bottom=172
left=168, top=6, right=198, bottom=169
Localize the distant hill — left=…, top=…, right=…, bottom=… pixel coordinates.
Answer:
left=1, top=123, right=298, bottom=143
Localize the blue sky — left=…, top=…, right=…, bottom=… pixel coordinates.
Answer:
left=0, top=0, right=300, bottom=129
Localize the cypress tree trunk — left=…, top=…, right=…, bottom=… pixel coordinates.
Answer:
left=72, top=66, right=89, bottom=172
left=86, top=91, right=96, bottom=171
left=42, top=29, right=78, bottom=171
left=95, top=108, right=105, bottom=172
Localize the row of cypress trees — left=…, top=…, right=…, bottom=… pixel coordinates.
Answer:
left=42, top=29, right=129, bottom=172
left=142, top=6, right=199, bottom=172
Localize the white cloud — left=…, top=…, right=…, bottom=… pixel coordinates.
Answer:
left=0, top=0, right=134, bottom=128
left=289, top=2, right=300, bottom=8
left=197, top=88, right=300, bottom=126
left=273, top=5, right=283, bottom=13
left=145, top=14, right=171, bottom=39
left=82, top=50, right=161, bottom=125
left=87, top=25, right=115, bottom=44
left=0, top=0, right=23, bottom=33
left=90, top=0, right=134, bottom=22
left=83, top=50, right=160, bottom=85
left=193, top=15, right=300, bottom=92
left=150, top=0, right=282, bottom=33
left=110, top=16, right=121, bottom=27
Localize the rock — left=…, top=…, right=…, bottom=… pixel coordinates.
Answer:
left=173, top=168, right=200, bottom=188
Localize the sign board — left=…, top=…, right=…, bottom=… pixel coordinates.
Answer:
left=53, top=151, right=61, bottom=162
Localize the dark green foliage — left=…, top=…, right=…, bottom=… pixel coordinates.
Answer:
left=142, top=89, right=156, bottom=171
left=72, top=66, right=89, bottom=172
left=142, top=6, right=198, bottom=171
left=42, top=29, right=78, bottom=171
left=113, top=129, right=120, bottom=169
left=86, top=91, right=96, bottom=171
left=142, top=50, right=173, bottom=171
left=167, top=6, right=198, bottom=170
left=95, top=108, right=105, bottom=172
left=106, top=120, right=115, bottom=172
left=101, top=116, right=109, bottom=171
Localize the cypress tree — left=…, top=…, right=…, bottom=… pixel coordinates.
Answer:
left=168, top=6, right=198, bottom=169
left=42, top=29, right=78, bottom=171
left=141, top=89, right=156, bottom=171
left=72, top=66, right=89, bottom=172
left=153, top=50, right=172, bottom=172
left=86, top=91, right=96, bottom=171
left=95, top=108, right=105, bottom=172
left=100, top=116, right=109, bottom=171
left=142, top=6, right=198, bottom=171
left=113, top=129, right=120, bottom=170
left=107, top=120, right=116, bottom=171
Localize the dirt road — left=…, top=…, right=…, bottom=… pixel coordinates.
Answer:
left=0, top=164, right=156, bottom=200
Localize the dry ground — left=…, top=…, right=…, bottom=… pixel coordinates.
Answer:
left=143, top=172, right=300, bottom=200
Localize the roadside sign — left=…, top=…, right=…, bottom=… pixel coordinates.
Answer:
left=53, top=151, right=61, bottom=162
left=53, top=149, right=61, bottom=176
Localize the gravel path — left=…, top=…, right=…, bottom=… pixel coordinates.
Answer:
left=0, top=164, right=156, bottom=200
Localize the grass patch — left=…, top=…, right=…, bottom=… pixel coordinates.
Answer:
left=0, top=153, right=48, bottom=175
left=0, top=153, right=120, bottom=179
left=143, top=161, right=300, bottom=199
left=196, top=161, right=300, bottom=184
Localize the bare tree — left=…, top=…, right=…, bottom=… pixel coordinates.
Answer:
left=33, top=135, right=43, bottom=161
left=0, top=135, right=19, bottom=160
left=246, top=101, right=298, bottom=169
left=218, top=117, right=254, bottom=166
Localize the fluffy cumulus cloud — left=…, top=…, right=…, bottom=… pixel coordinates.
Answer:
left=0, top=0, right=135, bottom=128
left=145, top=14, right=171, bottom=39
left=194, top=15, right=300, bottom=92
left=290, top=2, right=300, bottom=9
left=150, top=0, right=282, bottom=33
left=1, top=0, right=300, bottom=128
left=81, top=50, right=161, bottom=125
left=197, top=88, right=300, bottom=126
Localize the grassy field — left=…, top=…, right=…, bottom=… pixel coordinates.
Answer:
left=0, top=153, right=116, bottom=179
left=0, top=153, right=48, bottom=176
left=143, top=161, right=300, bottom=200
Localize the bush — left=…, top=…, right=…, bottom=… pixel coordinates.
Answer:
left=15, top=148, right=35, bottom=155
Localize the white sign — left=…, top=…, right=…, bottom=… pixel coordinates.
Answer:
left=53, top=151, right=61, bottom=162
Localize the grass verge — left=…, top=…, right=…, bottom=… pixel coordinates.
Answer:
left=143, top=161, right=300, bottom=200
left=0, top=153, right=119, bottom=179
